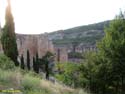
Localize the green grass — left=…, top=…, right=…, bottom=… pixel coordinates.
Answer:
left=21, top=75, right=40, bottom=90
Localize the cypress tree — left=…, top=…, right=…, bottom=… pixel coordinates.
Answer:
left=27, top=50, right=30, bottom=70
left=35, top=52, right=39, bottom=73
left=20, top=54, right=25, bottom=69
left=33, top=56, right=36, bottom=72
left=1, top=0, right=19, bottom=66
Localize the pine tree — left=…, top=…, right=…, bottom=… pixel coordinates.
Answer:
left=27, top=50, right=30, bottom=70
left=97, top=12, right=125, bottom=94
left=1, top=0, right=19, bottom=66
left=20, top=54, right=25, bottom=69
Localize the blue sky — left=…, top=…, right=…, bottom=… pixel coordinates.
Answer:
left=0, top=0, right=125, bottom=34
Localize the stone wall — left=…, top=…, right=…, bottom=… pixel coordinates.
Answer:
left=54, top=46, right=68, bottom=62
left=16, top=34, right=54, bottom=66
left=0, top=28, right=68, bottom=64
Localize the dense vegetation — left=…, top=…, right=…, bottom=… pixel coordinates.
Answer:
left=55, top=13, right=125, bottom=94
left=1, top=1, right=19, bottom=66
left=68, top=52, right=84, bottom=59
left=0, top=54, right=87, bottom=94
left=0, top=1, right=125, bottom=94
left=49, top=21, right=110, bottom=45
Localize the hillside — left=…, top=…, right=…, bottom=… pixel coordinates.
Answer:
left=48, top=21, right=110, bottom=45
left=0, top=54, right=87, bottom=94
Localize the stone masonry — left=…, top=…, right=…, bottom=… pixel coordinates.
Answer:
left=16, top=34, right=54, bottom=67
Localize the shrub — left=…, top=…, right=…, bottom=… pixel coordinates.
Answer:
left=0, top=69, right=12, bottom=85
left=24, top=89, right=50, bottom=94
left=21, top=74, right=41, bottom=90
left=0, top=54, right=15, bottom=70
left=55, top=62, right=80, bottom=87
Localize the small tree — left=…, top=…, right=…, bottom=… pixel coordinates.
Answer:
left=42, top=51, right=53, bottom=79
left=27, top=50, right=30, bottom=70
left=20, top=54, right=25, bottom=69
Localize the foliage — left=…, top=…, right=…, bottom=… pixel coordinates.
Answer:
left=97, top=12, right=125, bottom=94
left=55, top=12, right=125, bottom=94
left=79, top=12, right=125, bottom=94
left=33, top=52, right=39, bottom=73
left=33, top=56, right=36, bottom=72
left=68, top=52, right=84, bottom=59
left=21, top=74, right=41, bottom=90
left=0, top=66, right=86, bottom=94
left=0, top=69, right=13, bottom=85
left=1, top=1, right=19, bottom=66
left=55, top=62, right=80, bottom=87
left=53, top=35, right=103, bottom=45
left=20, top=54, right=25, bottom=69
left=41, top=51, right=54, bottom=79
left=50, top=21, right=110, bottom=45
left=0, top=54, right=15, bottom=70
left=27, top=50, right=30, bottom=70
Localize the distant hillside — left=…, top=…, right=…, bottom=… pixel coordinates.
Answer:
left=48, top=21, right=110, bottom=45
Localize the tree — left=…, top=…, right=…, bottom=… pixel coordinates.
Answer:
left=42, top=51, right=53, bottom=80
left=27, top=50, right=30, bottom=70
left=97, top=12, right=125, bottom=94
left=35, top=52, right=39, bottom=73
left=20, top=54, right=25, bottom=69
left=33, top=56, right=36, bottom=72
left=56, top=62, right=80, bottom=88
left=78, top=12, right=125, bottom=94
left=1, top=0, right=19, bottom=66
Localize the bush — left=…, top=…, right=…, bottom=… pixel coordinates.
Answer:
left=0, top=54, right=15, bottom=70
left=24, top=89, right=50, bottom=94
left=55, top=62, right=80, bottom=87
left=68, top=52, right=84, bottom=59
left=21, top=74, right=41, bottom=90
left=0, top=69, right=13, bottom=85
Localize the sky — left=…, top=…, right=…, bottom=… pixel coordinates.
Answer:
left=0, top=0, right=125, bottom=34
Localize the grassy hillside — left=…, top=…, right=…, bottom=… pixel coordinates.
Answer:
left=0, top=54, right=87, bottom=94
left=48, top=21, right=110, bottom=45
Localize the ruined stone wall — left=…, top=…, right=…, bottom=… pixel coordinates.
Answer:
left=16, top=34, right=54, bottom=67
left=54, top=46, right=68, bottom=62
left=37, top=34, right=54, bottom=58
left=0, top=29, right=67, bottom=64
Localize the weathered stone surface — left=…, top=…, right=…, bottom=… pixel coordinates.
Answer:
left=54, top=46, right=68, bottom=62
left=16, top=34, right=54, bottom=66
left=0, top=29, right=68, bottom=64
